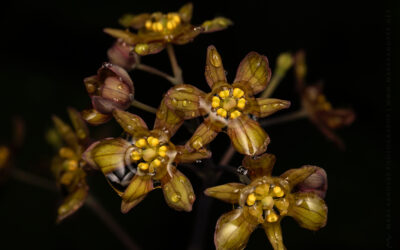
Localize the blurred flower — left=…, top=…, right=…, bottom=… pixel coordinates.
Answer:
left=107, top=40, right=137, bottom=70
left=104, top=3, right=232, bottom=56
left=294, top=51, right=355, bottom=148
left=164, top=45, right=290, bottom=156
left=51, top=108, right=90, bottom=223
left=0, top=146, right=10, bottom=170
left=83, top=109, right=211, bottom=213
left=205, top=153, right=328, bottom=250
left=82, top=62, right=134, bottom=125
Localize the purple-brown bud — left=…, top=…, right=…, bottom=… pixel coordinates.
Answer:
left=84, top=63, right=134, bottom=115
left=295, top=167, right=327, bottom=198
left=107, top=40, right=136, bottom=70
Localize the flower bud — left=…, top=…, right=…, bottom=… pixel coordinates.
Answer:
left=295, top=167, right=327, bottom=198
left=84, top=63, right=134, bottom=116
left=107, top=40, right=136, bottom=70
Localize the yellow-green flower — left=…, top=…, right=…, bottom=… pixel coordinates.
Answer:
left=104, top=3, right=232, bottom=56
left=51, top=108, right=90, bottom=223
left=83, top=109, right=211, bottom=213
left=205, top=153, right=328, bottom=250
left=164, top=46, right=290, bottom=156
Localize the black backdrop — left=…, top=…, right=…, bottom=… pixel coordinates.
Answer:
left=0, top=0, right=398, bottom=249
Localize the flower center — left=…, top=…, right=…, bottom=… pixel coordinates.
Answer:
left=211, top=87, right=247, bottom=120
left=144, top=12, right=181, bottom=33
left=246, top=183, right=289, bottom=223
left=130, top=136, right=168, bottom=174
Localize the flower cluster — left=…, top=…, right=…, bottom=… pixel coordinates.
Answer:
left=45, top=3, right=357, bottom=249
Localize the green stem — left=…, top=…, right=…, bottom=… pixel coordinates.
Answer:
left=131, top=99, right=157, bottom=114
left=166, top=44, right=183, bottom=84
left=135, top=63, right=178, bottom=85
left=260, top=72, right=284, bottom=98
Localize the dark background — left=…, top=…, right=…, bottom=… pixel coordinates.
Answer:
left=0, top=0, right=398, bottom=249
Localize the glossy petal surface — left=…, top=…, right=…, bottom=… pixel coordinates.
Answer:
left=280, top=165, right=317, bottom=190
left=234, top=52, right=271, bottom=95
left=164, top=84, right=205, bottom=119
left=249, top=98, right=291, bottom=118
left=204, top=183, right=245, bottom=204
left=202, top=17, right=233, bottom=33
left=242, top=153, right=276, bottom=179
left=205, top=45, right=227, bottom=88
left=186, top=118, right=221, bottom=150
left=262, top=220, right=286, bottom=250
left=227, top=115, right=269, bottom=156
left=154, top=99, right=184, bottom=138
left=112, top=109, right=149, bottom=137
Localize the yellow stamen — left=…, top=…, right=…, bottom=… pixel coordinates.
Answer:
left=155, top=22, right=163, bottom=31
left=216, top=108, right=227, bottom=118
left=246, top=193, right=256, bottom=206
left=135, top=138, right=147, bottom=148
left=151, top=159, right=161, bottom=167
left=172, top=14, right=180, bottom=24
left=230, top=110, right=241, bottom=119
left=218, top=90, right=230, bottom=99
left=147, top=136, right=159, bottom=147
left=159, top=145, right=168, bottom=151
left=131, top=150, right=142, bottom=161
left=145, top=20, right=152, bottom=29
left=67, top=160, right=78, bottom=171
left=59, top=147, right=75, bottom=159
left=233, top=88, right=244, bottom=98
left=166, top=21, right=175, bottom=30
left=266, top=211, right=279, bottom=223
left=211, top=96, right=221, bottom=108
left=273, top=186, right=284, bottom=197
left=138, top=162, right=149, bottom=171
left=236, top=98, right=246, bottom=109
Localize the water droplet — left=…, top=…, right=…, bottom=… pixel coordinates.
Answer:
left=171, top=193, right=181, bottom=202
left=195, top=160, right=202, bottom=164
left=237, top=166, right=248, bottom=175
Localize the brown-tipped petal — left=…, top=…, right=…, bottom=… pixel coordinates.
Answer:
left=81, top=109, right=112, bottom=126
left=205, top=45, right=227, bottom=89
left=112, top=109, right=149, bottom=137
left=134, top=42, right=165, bottom=56
left=214, top=208, right=258, bottom=250
left=57, top=185, right=88, bottom=223
left=173, top=25, right=203, bottom=45
left=102, top=77, right=132, bottom=106
left=295, top=167, right=327, bottom=199
left=227, top=115, right=270, bottom=156
left=104, top=28, right=139, bottom=45
left=122, top=175, right=153, bottom=203
left=318, top=108, right=355, bottom=129
left=161, top=167, right=195, bottom=212
left=174, top=146, right=211, bottom=163
left=249, top=98, right=291, bottom=118
left=186, top=118, right=220, bottom=151
left=280, top=165, right=318, bottom=191
left=67, top=107, right=89, bottom=142
left=178, top=2, right=193, bottom=23
left=119, top=13, right=151, bottom=29
left=201, top=17, right=233, bottom=33
left=82, top=141, right=102, bottom=170
left=288, top=192, right=328, bottom=231
left=90, top=96, right=123, bottom=114
left=90, top=138, right=131, bottom=174
left=204, top=183, right=245, bottom=204
left=84, top=75, right=100, bottom=96
left=100, top=63, right=134, bottom=92
left=242, top=153, right=276, bottom=179
left=154, top=99, right=184, bottom=139
left=234, top=52, right=271, bottom=95
left=107, top=41, right=136, bottom=70
left=121, top=196, right=146, bottom=214
left=164, top=84, right=205, bottom=119
left=52, top=115, right=79, bottom=151
left=262, top=221, right=286, bottom=250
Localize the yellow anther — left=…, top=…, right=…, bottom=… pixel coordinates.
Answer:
left=216, top=108, right=227, bottom=118
left=233, top=88, right=244, bottom=98
left=237, top=98, right=246, bottom=109
left=159, top=145, right=168, bottom=151
left=138, top=162, right=149, bottom=171
left=151, top=159, right=161, bottom=167
left=211, top=96, right=221, bottom=108
left=218, top=89, right=230, bottom=99
left=166, top=21, right=175, bottom=30
left=135, top=138, right=147, bottom=148
left=67, top=160, right=78, bottom=171
left=147, top=136, right=159, bottom=147
left=246, top=193, right=256, bottom=206
left=172, top=14, right=180, bottom=24
left=230, top=110, right=241, bottom=119
left=59, top=147, right=75, bottom=159
left=145, top=20, right=152, bottom=29
left=155, top=22, right=163, bottom=31
left=130, top=151, right=141, bottom=161
left=273, top=186, right=284, bottom=197
left=266, top=211, right=279, bottom=223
